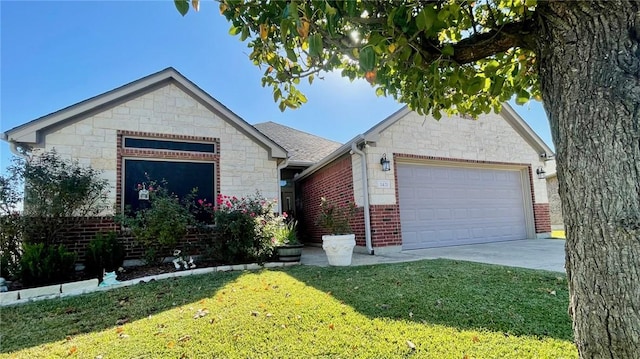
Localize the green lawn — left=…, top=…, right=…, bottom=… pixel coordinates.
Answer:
left=0, top=259, right=577, bottom=358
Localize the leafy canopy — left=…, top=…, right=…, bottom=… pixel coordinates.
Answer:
left=176, top=0, right=539, bottom=119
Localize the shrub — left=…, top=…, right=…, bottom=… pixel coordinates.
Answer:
left=84, top=231, right=125, bottom=280
left=0, top=174, right=23, bottom=280
left=212, top=193, right=282, bottom=263
left=117, top=179, right=194, bottom=264
left=316, top=197, right=357, bottom=235
left=8, top=150, right=110, bottom=246
left=0, top=213, right=23, bottom=280
left=20, top=243, right=77, bottom=286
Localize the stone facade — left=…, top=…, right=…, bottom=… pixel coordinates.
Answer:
left=355, top=110, right=550, bottom=207
left=37, top=83, right=280, bottom=211
left=546, top=175, right=564, bottom=229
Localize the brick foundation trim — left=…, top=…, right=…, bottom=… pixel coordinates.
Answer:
left=55, top=216, right=214, bottom=263
left=369, top=204, right=402, bottom=247
left=533, top=203, right=551, bottom=233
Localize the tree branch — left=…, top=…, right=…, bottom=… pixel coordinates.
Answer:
left=421, top=18, right=537, bottom=64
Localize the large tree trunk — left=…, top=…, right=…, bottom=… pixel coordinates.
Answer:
left=535, top=2, right=640, bottom=358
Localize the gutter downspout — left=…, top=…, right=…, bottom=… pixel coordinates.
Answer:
left=276, top=157, right=289, bottom=214
left=351, top=139, right=374, bottom=255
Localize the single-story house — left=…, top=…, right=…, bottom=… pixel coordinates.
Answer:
left=295, top=104, right=554, bottom=254
left=2, top=68, right=291, bottom=257
left=2, top=68, right=554, bottom=258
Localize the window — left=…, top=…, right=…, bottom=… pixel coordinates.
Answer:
left=124, top=137, right=215, bottom=153
left=123, top=159, right=215, bottom=212
left=117, top=132, right=219, bottom=216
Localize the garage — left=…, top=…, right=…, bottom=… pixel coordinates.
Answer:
left=397, top=163, right=530, bottom=249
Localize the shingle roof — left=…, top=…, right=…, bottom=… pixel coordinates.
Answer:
left=254, top=121, right=342, bottom=166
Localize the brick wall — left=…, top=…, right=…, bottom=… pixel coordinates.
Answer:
left=369, top=205, right=402, bottom=247
left=57, top=216, right=215, bottom=263
left=298, top=155, right=364, bottom=244
left=533, top=203, right=552, bottom=233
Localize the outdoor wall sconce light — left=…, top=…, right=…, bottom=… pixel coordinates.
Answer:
left=536, top=166, right=546, bottom=180
left=380, top=153, right=391, bottom=172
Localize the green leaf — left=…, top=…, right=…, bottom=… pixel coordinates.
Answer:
left=229, top=26, right=241, bottom=36
left=491, top=77, right=505, bottom=96
left=515, top=89, right=530, bottom=105
left=174, top=0, right=189, bottom=16
left=359, top=46, right=376, bottom=72
left=416, top=9, right=428, bottom=31
left=240, top=26, right=250, bottom=41
left=273, top=88, right=282, bottom=102
left=308, top=33, right=323, bottom=58
left=280, top=20, right=289, bottom=43
left=419, top=6, right=437, bottom=31
left=286, top=48, right=298, bottom=62
left=345, top=0, right=357, bottom=17
left=441, top=44, right=454, bottom=57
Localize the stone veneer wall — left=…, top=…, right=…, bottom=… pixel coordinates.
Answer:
left=546, top=175, right=564, bottom=229
left=38, top=82, right=280, bottom=208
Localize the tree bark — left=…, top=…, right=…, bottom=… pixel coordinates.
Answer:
left=535, top=2, right=640, bottom=358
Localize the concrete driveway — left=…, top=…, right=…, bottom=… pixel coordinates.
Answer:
left=301, top=239, right=566, bottom=273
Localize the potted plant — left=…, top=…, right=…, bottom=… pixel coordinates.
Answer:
left=316, top=197, right=357, bottom=266
left=273, top=219, right=303, bottom=262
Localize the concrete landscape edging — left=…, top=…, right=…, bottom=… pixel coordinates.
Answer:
left=0, top=261, right=298, bottom=307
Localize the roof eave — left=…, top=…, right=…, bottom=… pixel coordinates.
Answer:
left=501, top=103, right=554, bottom=157
left=3, top=67, right=287, bottom=159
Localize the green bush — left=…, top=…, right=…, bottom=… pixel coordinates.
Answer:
left=0, top=174, right=24, bottom=280
left=0, top=213, right=23, bottom=280
left=6, top=151, right=110, bottom=246
left=84, top=231, right=125, bottom=280
left=212, top=193, right=284, bottom=264
left=20, top=243, right=77, bottom=286
left=117, top=179, right=193, bottom=264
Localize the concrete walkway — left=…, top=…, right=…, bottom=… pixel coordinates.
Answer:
left=301, top=239, right=566, bottom=273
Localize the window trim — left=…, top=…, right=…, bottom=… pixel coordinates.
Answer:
left=116, top=131, right=220, bottom=213
left=123, top=135, right=216, bottom=154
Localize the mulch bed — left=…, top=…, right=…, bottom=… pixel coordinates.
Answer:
left=4, top=260, right=226, bottom=292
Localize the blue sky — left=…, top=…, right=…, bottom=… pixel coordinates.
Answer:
left=0, top=1, right=552, bottom=172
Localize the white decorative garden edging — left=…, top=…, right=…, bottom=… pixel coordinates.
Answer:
left=0, top=261, right=298, bottom=307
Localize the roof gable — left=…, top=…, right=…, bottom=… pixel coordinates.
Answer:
left=296, top=103, right=554, bottom=180
left=2, top=67, right=286, bottom=159
left=254, top=121, right=341, bottom=166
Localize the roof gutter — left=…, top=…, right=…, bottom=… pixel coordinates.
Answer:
left=350, top=137, right=374, bottom=255
left=2, top=132, right=30, bottom=159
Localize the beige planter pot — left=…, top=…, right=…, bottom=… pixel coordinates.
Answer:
left=322, top=234, right=356, bottom=266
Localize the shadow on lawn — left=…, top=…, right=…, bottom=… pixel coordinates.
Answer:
left=0, top=270, right=241, bottom=353
left=286, top=258, right=574, bottom=341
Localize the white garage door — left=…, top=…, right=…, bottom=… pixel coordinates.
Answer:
left=397, top=163, right=528, bottom=249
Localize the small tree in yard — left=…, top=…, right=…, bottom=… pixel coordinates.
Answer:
left=176, top=1, right=640, bottom=357
left=0, top=174, right=23, bottom=280
left=11, top=150, right=110, bottom=245
left=2, top=150, right=110, bottom=285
